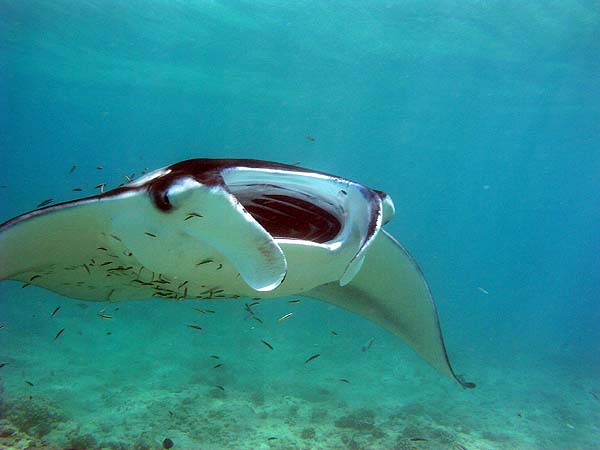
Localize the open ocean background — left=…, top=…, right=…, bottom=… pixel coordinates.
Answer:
left=1, top=1, right=599, bottom=449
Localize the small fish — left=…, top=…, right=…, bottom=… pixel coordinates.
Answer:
left=184, top=212, right=203, bottom=220
left=267, top=437, right=278, bottom=441
left=288, top=299, right=301, bottom=304
left=0, top=324, right=4, bottom=329
left=94, top=183, right=106, bottom=193
left=144, top=232, right=157, bottom=238
left=187, top=324, right=202, bottom=330
left=97, top=313, right=113, bottom=320
left=410, top=438, right=428, bottom=442
left=216, top=263, right=223, bottom=270
left=29, top=274, right=41, bottom=282
left=210, top=355, right=220, bottom=360
left=69, top=164, right=77, bottom=174
left=331, top=331, right=338, bottom=336
left=50, top=306, right=61, bottom=318
left=453, top=444, right=468, bottom=450
left=97, top=247, right=108, bottom=251
left=277, top=313, right=293, bottom=323
left=213, top=363, right=223, bottom=369
left=252, top=316, right=263, bottom=324
left=305, top=135, right=316, bottom=142
left=0, top=363, right=7, bottom=369
left=168, top=410, right=174, bottom=417
left=204, top=309, right=216, bottom=314
left=339, top=379, right=350, bottom=384
left=261, top=339, right=274, bottom=350
left=107, top=265, right=132, bottom=272
left=304, top=354, right=321, bottom=364
left=36, top=198, right=54, bottom=208
left=124, top=175, right=132, bottom=182
left=72, top=188, right=83, bottom=192
left=100, top=261, right=113, bottom=266
left=590, top=391, right=600, bottom=402
left=196, top=259, right=213, bottom=265
left=54, top=328, right=65, bottom=340
left=21, top=282, right=31, bottom=288
left=110, top=234, right=122, bottom=242
left=177, top=280, right=189, bottom=289
left=362, top=337, right=375, bottom=352
left=477, top=287, right=489, bottom=295
left=96, top=166, right=103, bottom=170
left=25, top=381, right=34, bottom=387
left=83, top=263, right=90, bottom=275
left=215, top=385, right=225, bottom=391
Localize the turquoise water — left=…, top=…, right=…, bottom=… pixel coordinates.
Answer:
left=1, top=1, right=599, bottom=449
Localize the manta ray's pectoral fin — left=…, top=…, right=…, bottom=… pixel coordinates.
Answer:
left=305, top=230, right=475, bottom=388
left=0, top=174, right=288, bottom=298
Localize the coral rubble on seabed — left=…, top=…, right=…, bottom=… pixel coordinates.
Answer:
left=0, top=385, right=502, bottom=450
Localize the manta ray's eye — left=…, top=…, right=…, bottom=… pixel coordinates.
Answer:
left=148, top=176, right=199, bottom=212
left=155, top=190, right=171, bottom=211
left=147, top=178, right=173, bottom=212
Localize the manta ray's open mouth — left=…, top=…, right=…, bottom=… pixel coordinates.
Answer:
left=231, top=186, right=342, bottom=244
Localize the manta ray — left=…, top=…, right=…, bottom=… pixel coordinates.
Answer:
left=0, top=158, right=474, bottom=388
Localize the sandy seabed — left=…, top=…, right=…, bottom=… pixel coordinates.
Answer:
left=0, top=284, right=598, bottom=450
